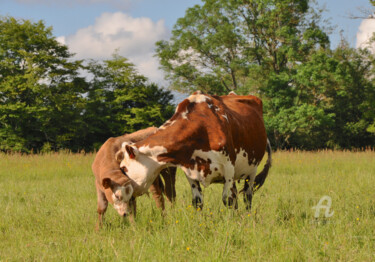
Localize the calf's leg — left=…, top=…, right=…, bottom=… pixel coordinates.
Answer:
left=95, top=180, right=108, bottom=231
left=149, top=176, right=165, bottom=210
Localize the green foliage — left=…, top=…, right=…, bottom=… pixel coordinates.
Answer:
left=156, top=0, right=328, bottom=94
left=0, top=17, right=174, bottom=152
left=84, top=54, right=174, bottom=150
left=0, top=16, right=87, bottom=152
left=156, top=0, right=375, bottom=149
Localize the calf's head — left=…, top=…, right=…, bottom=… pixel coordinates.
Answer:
left=102, top=175, right=134, bottom=217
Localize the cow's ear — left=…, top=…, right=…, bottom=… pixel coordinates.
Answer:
left=125, top=145, right=138, bottom=159
left=102, top=178, right=112, bottom=189
left=115, top=150, right=124, bottom=163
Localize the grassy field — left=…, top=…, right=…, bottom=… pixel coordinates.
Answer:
left=0, top=150, right=374, bottom=261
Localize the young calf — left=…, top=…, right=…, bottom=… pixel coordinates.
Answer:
left=92, top=127, right=176, bottom=230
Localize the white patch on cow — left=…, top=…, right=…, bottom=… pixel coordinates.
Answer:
left=188, top=93, right=211, bottom=104
left=118, top=143, right=168, bottom=195
left=138, top=145, right=168, bottom=158
left=215, top=107, right=220, bottom=112
left=181, top=109, right=189, bottom=120
left=185, top=149, right=232, bottom=187
left=233, top=148, right=257, bottom=180
left=159, top=119, right=176, bottom=130
left=228, top=91, right=237, bottom=95
left=222, top=114, right=229, bottom=122
left=184, top=148, right=258, bottom=188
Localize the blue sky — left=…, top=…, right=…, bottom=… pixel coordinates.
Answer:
left=1, top=0, right=374, bottom=85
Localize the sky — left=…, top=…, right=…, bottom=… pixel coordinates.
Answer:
left=1, top=0, right=374, bottom=87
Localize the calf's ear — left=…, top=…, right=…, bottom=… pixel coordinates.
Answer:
left=115, top=150, right=124, bottom=163
left=102, top=178, right=112, bottom=189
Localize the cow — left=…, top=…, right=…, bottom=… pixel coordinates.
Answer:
left=115, top=91, right=272, bottom=211
left=92, top=127, right=176, bottom=230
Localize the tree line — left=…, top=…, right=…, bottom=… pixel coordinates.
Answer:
left=1, top=0, right=375, bottom=152
left=0, top=17, right=174, bottom=152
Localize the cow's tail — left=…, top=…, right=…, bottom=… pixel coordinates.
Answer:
left=253, top=139, right=272, bottom=193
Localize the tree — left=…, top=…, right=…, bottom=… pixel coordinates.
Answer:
left=84, top=54, right=175, bottom=150
left=0, top=16, right=87, bottom=152
left=156, top=0, right=334, bottom=149
left=156, top=0, right=329, bottom=95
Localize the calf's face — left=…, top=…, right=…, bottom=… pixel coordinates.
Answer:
left=102, top=178, right=134, bottom=217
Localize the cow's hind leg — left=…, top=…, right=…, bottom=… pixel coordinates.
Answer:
left=243, top=175, right=254, bottom=210
left=185, top=176, right=203, bottom=210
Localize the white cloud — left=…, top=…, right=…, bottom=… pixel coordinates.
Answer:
left=356, top=18, right=375, bottom=52
left=57, top=12, right=170, bottom=84
left=15, top=0, right=133, bottom=9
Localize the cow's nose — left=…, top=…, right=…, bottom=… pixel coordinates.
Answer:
left=123, top=213, right=127, bottom=217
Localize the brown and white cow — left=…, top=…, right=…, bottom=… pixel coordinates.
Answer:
left=92, top=127, right=176, bottom=230
left=115, top=91, right=272, bottom=210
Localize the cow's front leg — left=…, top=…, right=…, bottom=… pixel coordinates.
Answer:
left=95, top=180, right=108, bottom=231
left=222, top=165, right=237, bottom=208
left=185, top=175, right=203, bottom=210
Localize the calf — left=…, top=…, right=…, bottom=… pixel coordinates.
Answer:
left=92, top=127, right=176, bottom=230
left=115, top=91, right=271, bottom=211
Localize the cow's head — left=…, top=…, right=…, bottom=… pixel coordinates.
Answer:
left=101, top=175, right=134, bottom=217
left=115, top=142, right=166, bottom=196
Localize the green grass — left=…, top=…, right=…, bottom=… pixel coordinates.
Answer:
left=0, top=151, right=374, bottom=261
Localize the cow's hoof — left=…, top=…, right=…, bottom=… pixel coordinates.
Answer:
left=224, top=197, right=238, bottom=209
left=193, top=196, right=203, bottom=210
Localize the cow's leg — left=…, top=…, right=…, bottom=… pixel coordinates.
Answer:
left=185, top=176, right=203, bottom=210
left=222, top=165, right=236, bottom=208
left=95, top=180, right=108, bottom=231
left=149, top=176, right=165, bottom=210
left=230, top=182, right=239, bottom=209
left=160, top=167, right=177, bottom=203
left=243, top=174, right=256, bottom=210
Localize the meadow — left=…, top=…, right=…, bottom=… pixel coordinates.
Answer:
left=0, top=150, right=374, bottom=261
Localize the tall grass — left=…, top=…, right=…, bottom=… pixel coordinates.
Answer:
left=0, top=151, right=374, bottom=261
